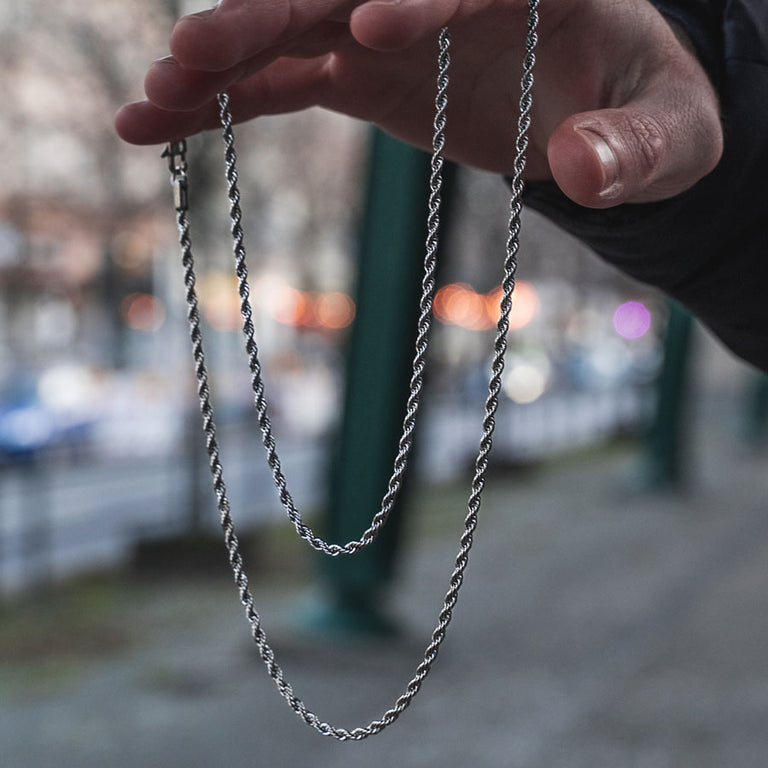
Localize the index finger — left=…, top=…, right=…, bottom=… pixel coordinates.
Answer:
left=170, top=0, right=359, bottom=71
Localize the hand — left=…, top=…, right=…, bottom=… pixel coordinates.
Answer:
left=115, top=0, right=723, bottom=209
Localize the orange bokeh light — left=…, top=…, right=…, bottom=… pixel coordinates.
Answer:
left=121, top=292, right=165, bottom=332
left=253, top=275, right=355, bottom=330
left=435, top=280, right=539, bottom=331
left=486, top=280, right=540, bottom=331
left=434, top=283, right=494, bottom=331
left=317, top=291, right=356, bottom=329
left=270, top=285, right=307, bottom=326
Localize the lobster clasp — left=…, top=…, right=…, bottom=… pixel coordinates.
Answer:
left=162, top=140, right=189, bottom=211
left=162, top=140, right=187, bottom=177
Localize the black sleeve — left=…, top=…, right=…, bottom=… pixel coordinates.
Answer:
left=522, top=0, right=768, bottom=372
left=648, top=0, right=726, bottom=85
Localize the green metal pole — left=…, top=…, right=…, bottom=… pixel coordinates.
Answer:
left=303, top=129, right=455, bottom=635
left=640, top=300, right=695, bottom=490
left=741, top=373, right=768, bottom=448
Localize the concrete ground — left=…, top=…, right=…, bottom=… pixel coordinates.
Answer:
left=2, top=369, right=767, bottom=767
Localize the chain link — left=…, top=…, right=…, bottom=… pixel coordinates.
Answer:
left=215, top=25, right=450, bottom=556
left=169, top=1, right=539, bottom=741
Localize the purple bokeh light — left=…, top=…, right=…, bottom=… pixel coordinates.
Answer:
left=613, top=301, right=652, bottom=339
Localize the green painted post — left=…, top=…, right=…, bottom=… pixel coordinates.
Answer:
left=303, top=129, right=455, bottom=635
left=741, top=373, right=768, bottom=447
left=640, top=300, right=695, bottom=489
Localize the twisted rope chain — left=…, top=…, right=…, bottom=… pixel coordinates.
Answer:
left=215, top=26, right=450, bottom=556
left=167, top=1, right=539, bottom=742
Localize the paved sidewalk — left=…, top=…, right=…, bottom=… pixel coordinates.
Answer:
left=2, top=377, right=767, bottom=767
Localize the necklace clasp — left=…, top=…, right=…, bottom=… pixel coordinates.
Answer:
left=162, top=140, right=189, bottom=211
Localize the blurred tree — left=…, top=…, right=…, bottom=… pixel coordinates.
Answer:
left=0, top=0, right=181, bottom=207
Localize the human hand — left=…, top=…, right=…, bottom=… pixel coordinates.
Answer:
left=115, top=0, right=723, bottom=209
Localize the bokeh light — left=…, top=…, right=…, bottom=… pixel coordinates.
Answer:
left=612, top=301, right=652, bottom=339
left=503, top=352, right=552, bottom=404
left=317, top=291, right=356, bottom=329
left=121, top=292, right=166, bottom=332
left=486, top=280, right=540, bottom=331
left=252, top=274, right=355, bottom=330
left=434, top=280, right=540, bottom=331
left=434, top=283, right=491, bottom=330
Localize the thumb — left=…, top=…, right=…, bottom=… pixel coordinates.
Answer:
left=546, top=98, right=722, bottom=209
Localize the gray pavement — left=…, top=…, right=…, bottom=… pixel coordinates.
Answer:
left=2, top=373, right=767, bottom=767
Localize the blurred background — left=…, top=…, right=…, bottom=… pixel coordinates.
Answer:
left=1, top=2, right=767, bottom=767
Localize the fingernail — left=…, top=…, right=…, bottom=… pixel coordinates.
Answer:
left=181, top=8, right=216, bottom=21
left=576, top=128, right=622, bottom=200
left=357, top=0, right=403, bottom=7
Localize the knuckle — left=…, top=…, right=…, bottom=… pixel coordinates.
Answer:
left=621, top=112, right=667, bottom=179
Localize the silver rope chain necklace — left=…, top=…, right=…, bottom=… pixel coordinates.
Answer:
left=163, top=3, right=539, bottom=741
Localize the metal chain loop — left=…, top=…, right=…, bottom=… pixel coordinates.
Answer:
left=168, top=1, right=539, bottom=741
left=215, top=24, right=451, bottom=556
